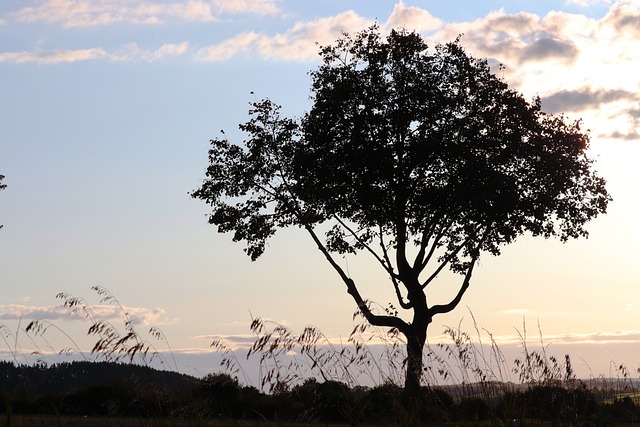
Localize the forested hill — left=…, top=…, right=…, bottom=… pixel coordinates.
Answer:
left=0, top=360, right=199, bottom=397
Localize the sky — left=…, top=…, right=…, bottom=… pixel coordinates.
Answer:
left=1, top=0, right=640, bottom=382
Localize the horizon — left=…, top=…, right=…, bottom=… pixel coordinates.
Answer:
left=2, top=0, right=640, bottom=383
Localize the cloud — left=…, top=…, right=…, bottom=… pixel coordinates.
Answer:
left=111, top=42, right=189, bottom=61
left=9, top=0, right=282, bottom=28
left=518, top=37, right=578, bottom=64
left=600, top=1, right=640, bottom=37
left=417, top=2, right=640, bottom=140
left=6, top=1, right=640, bottom=140
left=427, top=328, right=640, bottom=347
left=11, top=0, right=219, bottom=28
left=195, top=10, right=372, bottom=61
left=0, top=304, right=76, bottom=321
left=0, top=303, right=173, bottom=325
left=499, top=308, right=537, bottom=315
left=542, top=87, right=639, bottom=113
left=0, top=42, right=188, bottom=63
left=540, top=86, right=640, bottom=139
left=567, top=0, right=613, bottom=6
left=211, top=0, right=280, bottom=15
left=385, top=1, right=443, bottom=32
left=0, top=48, right=107, bottom=64
left=543, top=330, right=640, bottom=345
left=194, top=4, right=444, bottom=63
left=191, top=334, right=256, bottom=350
left=194, top=32, right=262, bottom=61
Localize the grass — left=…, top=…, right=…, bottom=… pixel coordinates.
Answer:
left=2, top=415, right=316, bottom=426
left=1, top=287, right=640, bottom=425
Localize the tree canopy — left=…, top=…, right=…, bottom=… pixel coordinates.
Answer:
left=192, top=27, right=610, bottom=397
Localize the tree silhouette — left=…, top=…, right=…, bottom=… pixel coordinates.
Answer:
left=0, top=174, right=5, bottom=229
left=192, top=27, right=610, bottom=400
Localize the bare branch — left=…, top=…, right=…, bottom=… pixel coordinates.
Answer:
left=428, top=252, right=478, bottom=317
left=377, top=225, right=412, bottom=310
left=300, top=220, right=410, bottom=335
left=420, top=234, right=473, bottom=289
left=333, top=215, right=398, bottom=279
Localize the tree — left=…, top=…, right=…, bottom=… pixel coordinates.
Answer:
left=0, top=174, right=5, bottom=229
left=192, top=27, right=610, bottom=400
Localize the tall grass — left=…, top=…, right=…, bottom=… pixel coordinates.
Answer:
left=17, top=286, right=177, bottom=371
left=2, top=286, right=640, bottom=424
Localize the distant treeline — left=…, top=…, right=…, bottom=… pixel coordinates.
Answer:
left=0, top=360, right=639, bottom=424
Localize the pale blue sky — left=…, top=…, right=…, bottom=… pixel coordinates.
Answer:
left=1, top=0, right=639, bottom=379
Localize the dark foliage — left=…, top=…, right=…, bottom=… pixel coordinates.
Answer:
left=192, top=26, right=611, bottom=399
left=0, top=361, right=198, bottom=417
left=1, top=361, right=639, bottom=424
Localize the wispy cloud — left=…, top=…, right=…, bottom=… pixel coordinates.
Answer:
left=194, top=3, right=442, bottom=62
left=0, top=48, right=107, bottom=64
left=0, top=303, right=174, bottom=325
left=566, top=0, right=614, bottom=6
left=499, top=308, right=537, bottom=316
left=12, top=0, right=202, bottom=28
left=0, top=42, right=188, bottom=64
left=5, top=1, right=640, bottom=139
left=191, top=334, right=256, bottom=350
left=210, top=0, right=281, bottom=16
left=195, top=10, right=371, bottom=61
left=499, top=330, right=640, bottom=345
left=9, top=0, right=281, bottom=28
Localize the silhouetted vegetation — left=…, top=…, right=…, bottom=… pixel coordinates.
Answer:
left=0, top=360, right=639, bottom=425
left=0, top=174, right=5, bottom=229
left=191, top=25, right=611, bottom=402
left=5, top=286, right=639, bottom=424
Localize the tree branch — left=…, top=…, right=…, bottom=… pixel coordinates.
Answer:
left=420, top=234, right=473, bottom=289
left=427, top=225, right=492, bottom=316
left=377, top=225, right=412, bottom=310
left=300, top=221, right=410, bottom=334
left=412, top=225, right=435, bottom=272
left=333, top=216, right=399, bottom=280
left=428, top=252, right=478, bottom=317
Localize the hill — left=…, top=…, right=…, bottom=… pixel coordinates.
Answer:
left=0, top=360, right=199, bottom=398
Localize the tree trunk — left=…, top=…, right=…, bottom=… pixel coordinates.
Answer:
left=404, top=325, right=427, bottom=402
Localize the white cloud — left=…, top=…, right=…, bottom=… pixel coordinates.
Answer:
left=193, top=0, right=639, bottom=133
left=566, top=0, right=613, bottom=6
left=6, top=1, right=640, bottom=140
left=9, top=0, right=281, bottom=28
left=428, top=328, right=640, bottom=347
left=0, top=303, right=173, bottom=325
left=0, top=304, right=75, bottom=321
left=194, top=4, right=445, bottom=63
left=418, top=1, right=640, bottom=140
left=111, top=41, right=189, bottom=61
left=385, top=1, right=443, bottom=32
left=194, top=32, right=261, bottom=61
left=11, top=0, right=218, bottom=28
left=0, top=42, right=188, bottom=63
left=195, top=10, right=372, bottom=61
left=192, top=333, right=256, bottom=350
left=211, top=0, right=280, bottom=15
left=0, top=48, right=107, bottom=63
